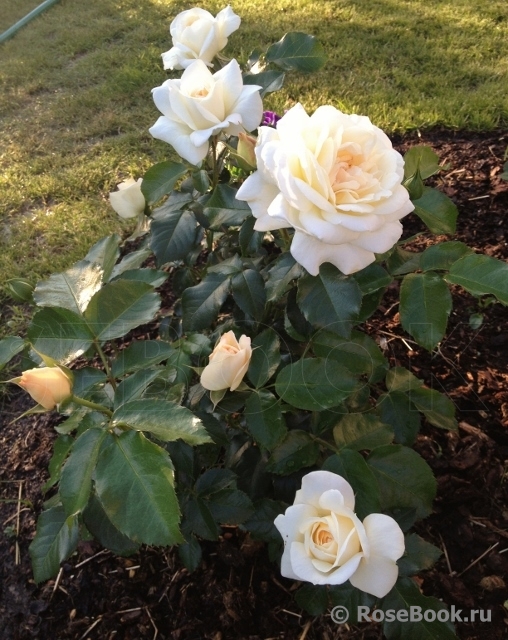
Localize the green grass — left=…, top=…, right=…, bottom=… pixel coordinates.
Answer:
left=0, top=0, right=507, bottom=305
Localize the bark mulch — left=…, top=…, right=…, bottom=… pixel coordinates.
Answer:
left=1, top=129, right=507, bottom=640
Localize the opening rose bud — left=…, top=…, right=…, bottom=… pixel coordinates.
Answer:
left=109, top=178, right=145, bottom=220
left=237, top=132, right=257, bottom=170
left=162, top=6, right=241, bottom=70
left=200, top=331, right=252, bottom=392
left=274, top=470, right=405, bottom=598
left=15, top=367, right=72, bottom=410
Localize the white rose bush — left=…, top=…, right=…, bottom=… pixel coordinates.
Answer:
left=3, top=6, right=508, bottom=638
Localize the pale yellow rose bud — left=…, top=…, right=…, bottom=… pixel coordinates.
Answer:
left=17, top=367, right=72, bottom=410
left=237, top=132, right=257, bottom=170
left=109, top=178, right=145, bottom=220
left=200, top=331, right=252, bottom=392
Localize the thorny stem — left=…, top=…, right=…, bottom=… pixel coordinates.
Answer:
left=94, top=340, right=117, bottom=391
left=210, top=135, right=220, bottom=190
left=71, top=395, right=113, bottom=417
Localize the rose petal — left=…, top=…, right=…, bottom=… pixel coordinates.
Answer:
left=362, top=513, right=405, bottom=561
left=294, top=471, right=356, bottom=511
left=349, top=554, right=399, bottom=598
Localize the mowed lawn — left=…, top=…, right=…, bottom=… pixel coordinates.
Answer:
left=0, top=0, right=507, bottom=301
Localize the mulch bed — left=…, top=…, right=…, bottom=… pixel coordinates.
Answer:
left=1, top=129, right=507, bottom=640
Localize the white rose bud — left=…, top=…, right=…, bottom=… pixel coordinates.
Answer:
left=109, top=178, right=145, bottom=220
left=200, top=331, right=252, bottom=392
left=162, top=6, right=241, bottom=70
left=274, top=470, right=405, bottom=598
left=236, top=103, right=415, bottom=276
left=15, top=367, right=72, bottom=410
left=149, top=59, right=262, bottom=166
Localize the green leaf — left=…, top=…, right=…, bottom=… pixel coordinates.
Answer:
left=386, top=367, right=424, bottom=393
left=420, top=242, right=473, bottom=272
left=265, top=32, right=327, bottom=72
left=245, top=390, right=287, bottom=451
left=112, top=340, right=173, bottom=378
left=192, top=169, right=210, bottom=194
left=83, top=493, right=139, bottom=556
left=413, top=187, right=458, bottom=235
left=55, top=409, right=105, bottom=436
left=400, top=272, right=452, bottom=351
left=182, top=273, right=230, bottom=331
left=84, top=234, right=121, bottom=282
left=243, top=70, right=285, bottom=96
left=404, top=146, right=441, bottom=180
left=113, top=268, right=168, bottom=288
left=322, top=450, right=381, bottom=519
left=333, top=413, right=394, bottom=451
left=312, top=330, right=387, bottom=383
left=204, top=184, right=252, bottom=229
left=112, top=399, right=211, bottom=445
left=207, top=489, right=254, bottom=524
left=195, top=469, right=236, bottom=496
left=0, top=336, right=25, bottom=369
left=113, top=368, right=163, bottom=409
left=353, top=263, right=392, bottom=294
left=265, top=430, right=319, bottom=475
left=239, top=216, right=263, bottom=255
left=33, top=260, right=103, bottom=315
left=178, top=536, right=202, bottom=572
left=445, top=253, right=508, bottom=304
left=232, top=269, right=266, bottom=320
left=84, top=280, right=160, bottom=341
left=295, top=584, right=328, bottom=615
left=42, top=434, right=74, bottom=492
left=141, top=160, right=187, bottom=204
left=275, top=358, right=357, bottom=411
left=248, top=328, right=281, bottom=388
left=381, top=578, right=456, bottom=639
left=28, top=307, right=94, bottom=364
left=409, top=387, right=457, bottom=431
left=328, top=584, right=377, bottom=623
left=398, top=533, right=442, bottom=577
left=241, top=498, right=286, bottom=542
left=297, top=264, right=362, bottom=338
left=183, top=497, right=220, bottom=540
left=29, top=506, right=79, bottom=583
left=109, top=247, right=152, bottom=280
left=60, top=428, right=108, bottom=516
left=265, top=253, right=304, bottom=302
left=387, top=247, right=422, bottom=276
left=367, top=445, right=437, bottom=521
left=150, top=210, right=197, bottom=266
left=378, top=392, right=421, bottom=446
left=95, top=431, right=183, bottom=546
left=207, top=254, right=244, bottom=276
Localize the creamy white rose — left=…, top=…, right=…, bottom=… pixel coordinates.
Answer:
left=236, top=103, right=414, bottom=276
left=200, top=331, right=252, bottom=392
left=162, top=6, right=241, bottom=71
left=274, top=470, right=405, bottom=597
left=149, top=59, right=262, bottom=166
left=109, top=178, right=145, bottom=220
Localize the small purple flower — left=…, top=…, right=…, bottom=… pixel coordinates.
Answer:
left=262, top=111, right=281, bottom=127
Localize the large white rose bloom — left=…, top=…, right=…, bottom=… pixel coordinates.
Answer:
left=149, top=59, right=262, bottom=166
left=162, top=6, right=241, bottom=71
left=236, top=104, right=414, bottom=276
left=274, top=470, right=405, bottom=598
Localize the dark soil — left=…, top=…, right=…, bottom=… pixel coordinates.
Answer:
left=1, top=129, right=507, bottom=640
